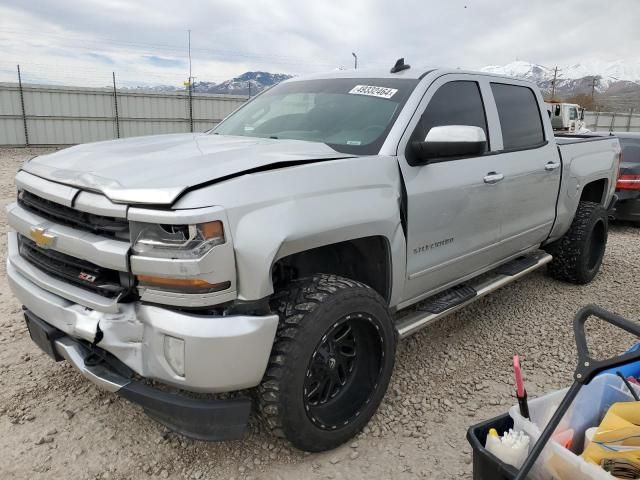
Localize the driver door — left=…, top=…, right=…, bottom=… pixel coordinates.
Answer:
left=398, top=76, right=505, bottom=304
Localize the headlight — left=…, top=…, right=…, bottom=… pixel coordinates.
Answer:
left=131, top=221, right=225, bottom=259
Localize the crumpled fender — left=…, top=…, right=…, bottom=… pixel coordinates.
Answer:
left=173, top=154, right=407, bottom=304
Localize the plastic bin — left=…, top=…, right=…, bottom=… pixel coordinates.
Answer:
left=466, top=413, right=518, bottom=480
left=469, top=306, right=640, bottom=480
left=468, top=374, right=637, bottom=480
left=508, top=373, right=639, bottom=479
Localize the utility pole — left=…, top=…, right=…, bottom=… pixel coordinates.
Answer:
left=187, top=30, right=193, bottom=133
left=112, top=72, right=120, bottom=139
left=17, top=65, right=29, bottom=146
left=551, top=66, right=558, bottom=102
left=590, top=76, right=598, bottom=104
left=188, top=30, right=192, bottom=82
left=352, top=52, right=358, bottom=70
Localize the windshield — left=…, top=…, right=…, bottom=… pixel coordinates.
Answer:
left=569, top=107, right=578, bottom=120
left=211, top=77, right=419, bottom=155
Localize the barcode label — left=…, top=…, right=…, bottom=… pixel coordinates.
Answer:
left=348, top=85, right=398, bottom=99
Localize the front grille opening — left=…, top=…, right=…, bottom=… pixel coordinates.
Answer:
left=18, top=190, right=129, bottom=239
left=18, top=235, right=127, bottom=299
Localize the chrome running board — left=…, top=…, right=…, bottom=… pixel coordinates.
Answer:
left=394, top=251, right=552, bottom=339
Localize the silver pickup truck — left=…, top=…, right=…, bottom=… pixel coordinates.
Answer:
left=7, top=60, right=620, bottom=452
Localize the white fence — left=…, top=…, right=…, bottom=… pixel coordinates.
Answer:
left=584, top=110, right=640, bottom=133
left=0, top=82, right=248, bottom=146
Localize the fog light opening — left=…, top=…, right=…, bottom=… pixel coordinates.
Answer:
left=164, top=335, right=185, bottom=377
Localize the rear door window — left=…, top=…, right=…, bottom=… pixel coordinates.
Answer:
left=491, top=83, right=545, bottom=150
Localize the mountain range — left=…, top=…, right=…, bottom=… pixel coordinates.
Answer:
left=192, top=71, right=293, bottom=96
left=481, top=60, right=640, bottom=111
left=139, top=60, right=639, bottom=112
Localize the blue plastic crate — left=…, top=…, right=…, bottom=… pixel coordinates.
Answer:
left=598, top=342, right=640, bottom=378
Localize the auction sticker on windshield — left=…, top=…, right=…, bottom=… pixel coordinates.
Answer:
left=348, top=85, right=398, bottom=99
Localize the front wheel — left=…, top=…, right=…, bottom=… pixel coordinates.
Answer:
left=257, top=274, right=396, bottom=452
left=546, top=201, right=608, bottom=284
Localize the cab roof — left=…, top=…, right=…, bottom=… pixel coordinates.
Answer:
left=283, top=66, right=534, bottom=84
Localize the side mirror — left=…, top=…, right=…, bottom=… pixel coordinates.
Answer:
left=410, top=125, right=487, bottom=165
left=580, top=108, right=585, bottom=121
left=554, top=104, right=561, bottom=116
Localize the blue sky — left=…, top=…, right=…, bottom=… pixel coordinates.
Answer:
left=0, top=0, right=639, bottom=87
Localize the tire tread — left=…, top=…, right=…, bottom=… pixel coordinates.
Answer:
left=546, top=201, right=608, bottom=284
left=256, top=274, right=390, bottom=447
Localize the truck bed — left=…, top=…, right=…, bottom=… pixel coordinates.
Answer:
left=554, top=134, right=617, bottom=145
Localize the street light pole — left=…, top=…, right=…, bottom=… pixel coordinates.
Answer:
left=352, top=52, right=358, bottom=70
left=551, top=66, right=558, bottom=102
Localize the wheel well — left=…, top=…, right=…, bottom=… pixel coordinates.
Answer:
left=272, top=237, right=392, bottom=303
left=580, top=179, right=607, bottom=204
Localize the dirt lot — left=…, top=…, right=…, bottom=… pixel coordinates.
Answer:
left=0, top=147, right=638, bottom=480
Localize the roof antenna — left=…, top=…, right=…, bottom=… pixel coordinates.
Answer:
left=390, top=58, right=410, bottom=73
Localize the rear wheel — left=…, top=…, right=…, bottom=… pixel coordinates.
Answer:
left=546, top=201, right=608, bottom=284
left=257, top=274, right=396, bottom=452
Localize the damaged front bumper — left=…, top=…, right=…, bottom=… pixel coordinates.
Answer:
left=24, top=310, right=251, bottom=440
left=7, top=231, right=279, bottom=394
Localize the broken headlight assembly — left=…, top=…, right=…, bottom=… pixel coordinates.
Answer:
left=131, top=221, right=225, bottom=259
left=131, top=221, right=230, bottom=294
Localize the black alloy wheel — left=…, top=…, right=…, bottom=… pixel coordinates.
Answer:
left=257, top=274, right=396, bottom=452
left=303, top=313, right=384, bottom=430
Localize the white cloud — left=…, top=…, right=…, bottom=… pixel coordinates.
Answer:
left=0, top=0, right=639, bottom=87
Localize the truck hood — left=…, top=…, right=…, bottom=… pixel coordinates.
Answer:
left=22, top=133, right=355, bottom=205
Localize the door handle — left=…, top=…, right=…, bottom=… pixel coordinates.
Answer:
left=483, top=172, right=504, bottom=184
left=545, top=162, right=561, bottom=171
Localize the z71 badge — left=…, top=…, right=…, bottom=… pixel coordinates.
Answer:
left=78, top=272, right=97, bottom=283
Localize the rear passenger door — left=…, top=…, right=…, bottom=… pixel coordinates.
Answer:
left=488, top=82, right=560, bottom=254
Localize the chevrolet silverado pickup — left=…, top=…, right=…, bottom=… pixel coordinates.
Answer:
left=7, top=60, right=621, bottom=452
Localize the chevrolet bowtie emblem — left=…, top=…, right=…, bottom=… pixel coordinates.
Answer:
left=30, top=227, right=56, bottom=248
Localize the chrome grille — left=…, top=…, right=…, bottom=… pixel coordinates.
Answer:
left=18, top=191, right=128, bottom=239
left=18, top=235, right=126, bottom=298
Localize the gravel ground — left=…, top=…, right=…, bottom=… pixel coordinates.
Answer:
left=0, top=147, right=638, bottom=480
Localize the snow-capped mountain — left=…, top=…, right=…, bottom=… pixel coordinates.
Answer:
left=136, top=64, right=636, bottom=111
left=482, top=61, right=554, bottom=83
left=193, top=71, right=293, bottom=95
left=481, top=59, right=640, bottom=84
left=481, top=60, right=640, bottom=92
left=481, top=60, right=640, bottom=110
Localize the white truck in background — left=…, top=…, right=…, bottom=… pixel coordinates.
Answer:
left=545, top=102, right=587, bottom=132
